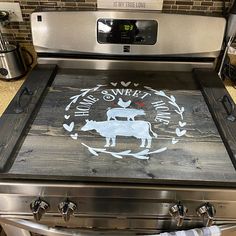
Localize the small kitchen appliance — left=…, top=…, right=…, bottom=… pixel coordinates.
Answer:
left=0, top=10, right=28, bottom=80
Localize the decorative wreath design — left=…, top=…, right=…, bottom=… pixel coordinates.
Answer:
left=63, top=82, right=187, bottom=160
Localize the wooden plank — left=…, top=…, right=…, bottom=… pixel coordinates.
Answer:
left=10, top=136, right=232, bottom=178
left=194, top=69, right=236, bottom=170
left=28, top=89, right=222, bottom=143
left=6, top=69, right=236, bottom=186
left=0, top=64, right=57, bottom=172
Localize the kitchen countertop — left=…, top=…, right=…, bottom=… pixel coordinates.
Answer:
left=0, top=45, right=36, bottom=116
left=0, top=77, right=25, bottom=116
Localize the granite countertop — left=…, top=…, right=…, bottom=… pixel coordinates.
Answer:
left=0, top=45, right=36, bottom=116
left=0, top=77, right=25, bottom=116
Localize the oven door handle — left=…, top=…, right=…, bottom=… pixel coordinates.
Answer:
left=0, top=217, right=236, bottom=236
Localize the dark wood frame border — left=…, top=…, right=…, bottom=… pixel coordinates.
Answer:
left=0, top=64, right=57, bottom=172
left=194, top=69, right=236, bottom=170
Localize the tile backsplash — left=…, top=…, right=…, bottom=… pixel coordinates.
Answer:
left=0, top=0, right=232, bottom=45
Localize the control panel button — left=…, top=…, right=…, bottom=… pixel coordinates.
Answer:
left=30, top=198, right=49, bottom=221
left=58, top=200, right=77, bottom=222
left=169, top=202, right=188, bottom=227
left=0, top=68, right=8, bottom=77
left=196, top=202, right=216, bottom=227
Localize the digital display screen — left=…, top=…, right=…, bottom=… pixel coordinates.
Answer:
left=97, top=19, right=158, bottom=45
left=120, top=24, right=134, bottom=31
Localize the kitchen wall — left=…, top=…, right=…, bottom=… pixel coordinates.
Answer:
left=0, top=0, right=232, bottom=45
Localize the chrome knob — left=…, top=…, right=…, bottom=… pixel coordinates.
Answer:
left=196, top=202, right=216, bottom=227
left=169, top=202, right=188, bottom=227
left=30, top=198, right=49, bottom=221
left=58, top=200, right=77, bottom=222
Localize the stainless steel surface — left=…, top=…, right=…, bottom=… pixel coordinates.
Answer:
left=1, top=223, right=31, bottom=236
left=0, top=181, right=235, bottom=231
left=1, top=10, right=233, bottom=234
left=58, top=200, right=77, bottom=222
left=31, top=11, right=225, bottom=58
left=37, top=57, right=215, bottom=71
left=169, top=203, right=188, bottom=227
left=218, top=35, right=235, bottom=79
left=0, top=31, right=6, bottom=52
left=0, top=44, right=27, bottom=80
left=30, top=199, right=50, bottom=221
left=226, top=14, right=236, bottom=39
left=196, top=203, right=216, bottom=227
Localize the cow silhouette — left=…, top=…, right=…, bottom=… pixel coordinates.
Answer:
left=81, top=120, right=157, bottom=148
left=107, top=108, right=145, bottom=121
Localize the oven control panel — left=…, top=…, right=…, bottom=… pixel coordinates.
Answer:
left=97, top=19, right=157, bottom=45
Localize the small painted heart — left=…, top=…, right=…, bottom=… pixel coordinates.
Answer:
left=70, top=133, right=78, bottom=140
left=121, top=81, right=131, bottom=87
left=172, top=138, right=179, bottom=144
left=110, top=82, right=117, bottom=87
left=176, top=128, right=187, bottom=137
left=134, top=83, right=139, bottom=87
left=64, top=115, right=70, bottom=120
left=63, top=122, right=74, bottom=132
left=179, top=121, right=186, bottom=127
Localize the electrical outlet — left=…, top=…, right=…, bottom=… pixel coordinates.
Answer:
left=0, top=2, right=23, bottom=22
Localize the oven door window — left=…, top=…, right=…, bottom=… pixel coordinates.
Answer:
left=97, top=19, right=158, bottom=45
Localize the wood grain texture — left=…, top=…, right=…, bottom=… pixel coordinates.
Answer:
left=0, top=64, right=57, bottom=172
left=5, top=69, right=236, bottom=186
left=194, top=69, right=236, bottom=171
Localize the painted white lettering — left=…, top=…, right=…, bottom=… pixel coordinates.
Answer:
left=154, top=117, right=170, bottom=125
left=87, top=95, right=99, bottom=102
left=155, top=106, right=169, bottom=112
left=132, top=90, right=141, bottom=97
left=75, top=109, right=89, bottom=117
left=156, top=112, right=171, bottom=118
left=101, top=90, right=115, bottom=101
left=155, top=113, right=171, bottom=124
left=75, top=95, right=99, bottom=116
left=111, top=89, right=125, bottom=96
left=152, top=100, right=165, bottom=106
left=152, top=101, right=170, bottom=112
left=152, top=100, right=171, bottom=124
left=140, top=92, right=151, bottom=99
left=125, top=89, right=132, bottom=96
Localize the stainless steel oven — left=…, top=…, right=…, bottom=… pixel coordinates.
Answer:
left=0, top=10, right=236, bottom=236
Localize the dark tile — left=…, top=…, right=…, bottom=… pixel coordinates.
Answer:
left=176, top=0, right=194, bottom=5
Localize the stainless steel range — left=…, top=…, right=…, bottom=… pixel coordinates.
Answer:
left=0, top=10, right=236, bottom=236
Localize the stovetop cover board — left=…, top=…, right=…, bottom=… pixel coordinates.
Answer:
left=7, top=69, right=235, bottom=185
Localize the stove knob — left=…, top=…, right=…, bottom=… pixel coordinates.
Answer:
left=58, top=200, right=77, bottom=222
left=30, top=198, right=49, bottom=221
left=169, top=202, right=188, bottom=227
left=196, top=202, right=216, bottom=227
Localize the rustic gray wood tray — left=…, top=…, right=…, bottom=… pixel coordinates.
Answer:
left=1, top=68, right=235, bottom=186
